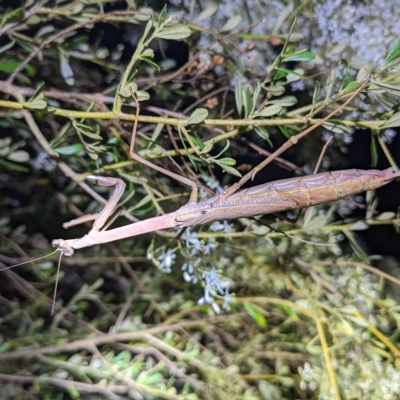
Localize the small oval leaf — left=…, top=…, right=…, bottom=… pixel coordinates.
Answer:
left=349, top=220, right=369, bottom=231
left=54, top=143, right=84, bottom=155
left=7, top=150, right=30, bottom=163
left=343, top=81, right=359, bottom=91
left=244, top=302, right=267, bottom=328
left=80, top=131, right=103, bottom=140
left=136, top=90, right=150, bottom=102
left=322, top=121, right=352, bottom=134
left=218, top=157, right=236, bottom=166
left=22, top=99, right=48, bottom=110
left=282, top=51, right=315, bottom=62
left=197, top=4, right=218, bottom=21
left=254, top=104, right=282, bottom=118
left=157, top=26, right=191, bottom=40
left=220, top=15, right=242, bottom=32
left=59, top=53, right=74, bottom=86
left=187, top=108, right=208, bottom=125
left=189, top=135, right=205, bottom=150
left=269, top=96, right=297, bottom=107
left=219, top=164, right=241, bottom=177
left=199, top=140, right=214, bottom=154
left=376, top=211, right=396, bottom=220
left=119, top=82, right=138, bottom=98
left=356, top=65, right=370, bottom=83
left=264, top=85, right=285, bottom=96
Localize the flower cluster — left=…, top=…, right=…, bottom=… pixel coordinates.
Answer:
left=154, top=223, right=235, bottom=314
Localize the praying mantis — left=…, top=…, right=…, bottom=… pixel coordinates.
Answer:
left=52, top=86, right=400, bottom=257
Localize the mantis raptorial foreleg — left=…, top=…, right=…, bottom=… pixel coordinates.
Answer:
left=60, top=94, right=200, bottom=237
left=59, top=176, right=124, bottom=233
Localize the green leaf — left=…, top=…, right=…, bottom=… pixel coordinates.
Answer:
left=264, top=84, right=285, bottom=96
left=212, top=139, right=231, bottom=159
left=0, top=61, right=20, bottom=73
left=286, top=69, right=304, bottom=83
left=301, top=215, right=328, bottom=231
left=254, top=126, right=273, bottom=147
left=269, top=96, right=297, bottom=107
left=384, top=40, right=400, bottom=65
left=80, top=131, right=103, bottom=140
left=140, top=57, right=160, bottom=70
left=349, top=221, right=369, bottom=231
left=243, top=87, right=252, bottom=118
left=251, top=225, right=270, bottom=235
left=370, top=80, right=400, bottom=96
left=157, top=26, right=191, bottom=40
left=218, top=157, right=236, bottom=166
left=22, top=99, right=47, bottom=110
left=244, top=302, right=267, bottom=328
left=0, top=158, right=29, bottom=172
left=254, top=104, right=282, bottom=118
left=7, top=150, right=30, bottom=163
left=376, top=211, right=396, bottom=220
left=356, top=65, right=370, bottom=82
left=178, top=126, right=197, bottom=171
left=28, top=82, right=46, bottom=103
left=235, top=77, right=242, bottom=115
left=1, top=7, right=24, bottom=25
left=278, top=125, right=294, bottom=139
left=142, top=372, right=163, bottom=385
left=343, top=81, right=359, bottom=91
left=343, top=229, right=369, bottom=263
left=119, top=82, right=138, bottom=98
left=322, top=121, right=352, bottom=134
left=26, top=14, right=41, bottom=25
left=0, top=39, right=15, bottom=55
left=272, top=2, right=293, bottom=35
left=312, top=81, right=321, bottom=108
left=324, top=68, right=336, bottom=100
left=74, top=122, right=93, bottom=131
left=54, top=143, right=84, bottom=155
left=276, top=303, right=298, bottom=319
left=141, top=48, right=154, bottom=58
left=378, top=111, right=400, bottom=130
left=370, top=132, right=378, bottom=167
left=157, top=5, right=168, bottom=26
left=199, top=140, right=214, bottom=154
left=220, top=15, right=242, bottom=32
left=189, top=135, right=205, bottom=150
left=59, top=52, right=74, bottom=86
left=136, top=90, right=150, bottom=101
left=187, top=108, right=208, bottom=124
left=282, top=50, right=315, bottom=62
left=135, top=8, right=152, bottom=22
left=218, top=164, right=241, bottom=177
left=197, top=4, right=218, bottom=21
left=250, top=80, right=262, bottom=117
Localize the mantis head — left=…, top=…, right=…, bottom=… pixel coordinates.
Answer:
left=51, top=239, right=75, bottom=257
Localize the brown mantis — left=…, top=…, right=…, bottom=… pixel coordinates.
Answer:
left=52, top=86, right=400, bottom=257
left=53, top=168, right=400, bottom=256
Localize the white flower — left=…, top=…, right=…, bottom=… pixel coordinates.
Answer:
left=158, top=249, right=176, bottom=272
